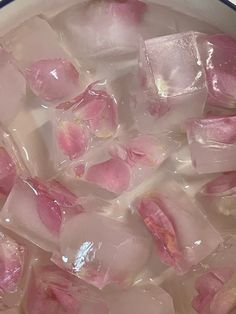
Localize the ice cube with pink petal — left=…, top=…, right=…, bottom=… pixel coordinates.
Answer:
left=0, top=177, right=83, bottom=251
left=23, top=265, right=109, bottom=314
left=107, top=285, right=175, bottom=314
left=0, top=126, right=27, bottom=201
left=0, top=48, right=26, bottom=125
left=2, top=17, right=80, bottom=103
left=201, top=34, right=236, bottom=109
left=55, top=0, right=147, bottom=59
left=0, top=230, right=26, bottom=310
left=54, top=81, right=118, bottom=169
left=52, top=212, right=151, bottom=289
left=68, top=131, right=179, bottom=195
left=133, top=178, right=222, bottom=274
left=133, top=31, right=207, bottom=132
left=186, top=116, right=236, bottom=174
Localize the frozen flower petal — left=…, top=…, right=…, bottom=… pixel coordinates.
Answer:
left=26, top=58, right=79, bottom=101
left=201, top=172, right=236, bottom=196
left=137, top=197, right=182, bottom=270
left=0, top=147, right=17, bottom=196
left=57, top=121, right=88, bottom=160
left=85, top=158, right=131, bottom=194
left=0, top=232, right=25, bottom=294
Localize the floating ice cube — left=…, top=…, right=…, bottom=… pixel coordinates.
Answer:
left=133, top=32, right=207, bottom=132
left=0, top=126, right=27, bottom=201
left=2, top=17, right=80, bottom=103
left=52, top=212, right=151, bottom=289
left=133, top=178, right=222, bottom=274
left=186, top=116, right=236, bottom=174
left=201, top=34, right=236, bottom=109
left=23, top=265, right=109, bottom=314
left=55, top=0, right=147, bottom=59
left=0, top=48, right=26, bottom=125
left=0, top=230, right=26, bottom=310
left=107, top=285, right=175, bottom=314
left=54, top=81, right=118, bottom=169
left=0, top=177, right=83, bottom=251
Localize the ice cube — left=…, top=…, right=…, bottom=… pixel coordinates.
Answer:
left=0, top=177, right=83, bottom=251
left=0, top=126, right=27, bottom=201
left=133, top=178, right=222, bottom=274
left=0, top=230, right=26, bottom=310
left=52, top=212, right=151, bottom=289
left=54, top=81, right=118, bottom=169
left=107, top=285, right=175, bottom=314
left=186, top=116, right=236, bottom=174
left=201, top=34, right=236, bottom=109
left=133, top=32, right=207, bottom=132
left=2, top=17, right=80, bottom=103
left=0, top=48, right=26, bottom=125
left=23, top=265, right=109, bottom=314
left=55, top=0, right=147, bottom=59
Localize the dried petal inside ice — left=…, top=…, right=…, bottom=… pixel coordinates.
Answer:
left=85, top=158, right=131, bottom=194
left=56, top=121, right=89, bottom=160
left=25, top=58, right=79, bottom=101
left=137, top=196, right=182, bottom=270
left=201, top=172, right=236, bottom=196
left=0, top=147, right=17, bottom=196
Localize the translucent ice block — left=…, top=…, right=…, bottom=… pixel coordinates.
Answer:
left=133, top=31, right=207, bottom=132
left=0, top=48, right=26, bottom=125
left=54, top=81, right=118, bottom=169
left=107, top=285, right=175, bottom=314
left=201, top=34, right=236, bottom=109
left=23, top=265, right=109, bottom=314
left=0, top=126, right=27, bottom=201
left=133, top=178, right=222, bottom=274
left=0, top=230, right=26, bottom=311
left=0, top=177, right=83, bottom=251
left=55, top=0, right=147, bottom=59
left=186, top=116, right=236, bottom=174
left=52, top=212, right=151, bottom=289
left=2, top=17, right=80, bottom=103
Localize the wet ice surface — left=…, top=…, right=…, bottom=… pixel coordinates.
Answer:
left=0, top=0, right=235, bottom=313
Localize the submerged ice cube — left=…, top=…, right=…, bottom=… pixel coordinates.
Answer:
left=133, top=31, right=207, bottom=132
left=133, top=178, right=222, bottom=274
left=186, top=116, right=236, bottom=174
left=0, top=230, right=26, bottom=310
left=0, top=177, right=83, bottom=251
left=23, top=265, right=109, bottom=314
left=0, top=48, right=26, bottom=125
left=52, top=212, right=151, bottom=289
left=201, top=34, right=236, bottom=109
left=54, top=81, right=118, bottom=169
left=107, top=285, right=175, bottom=314
left=55, top=0, right=147, bottom=59
left=2, top=17, right=80, bottom=103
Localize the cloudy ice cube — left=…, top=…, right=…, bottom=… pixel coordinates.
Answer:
left=186, top=116, right=236, bottom=174
left=0, top=48, right=26, bottom=125
left=55, top=0, right=147, bottom=59
left=2, top=17, right=80, bottom=103
left=52, top=212, right=151, bottom=289
left=0, top=177, right=83, bottom=252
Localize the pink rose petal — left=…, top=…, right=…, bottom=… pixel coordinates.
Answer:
left=25, top=58, right=79, bottom=101
left=0, top=232, right=25, bottom=294
left=57, top=121, right=89, bottom=160
left=85, top=158, right=131, bottom=193
left=192, top=268, right=233, bottom=314
left=202, top=172, right=236, bottom=196
left=137, top=197, right=182, bottom=270
left=0, top=147, right=17, bottom=196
